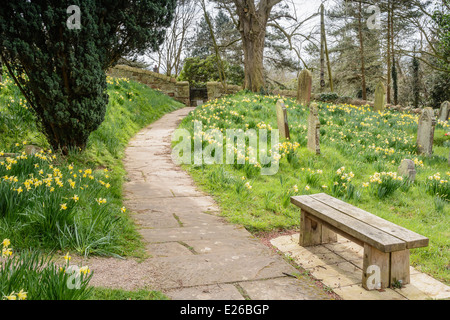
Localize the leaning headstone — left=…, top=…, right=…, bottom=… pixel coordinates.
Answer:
left=374, top=81, right=386, bottom=112
left=297, top=69, right=312, bottom=106
left=439, top=101, right=450, bottom=122
left=416, top=107, right=436, bottom=156
left=398, top=159, right=416, bottom=182
left=275, top=100, right=290, bottom=140
left=307, top=103, right=320, bottom=155
left=24, top=145, right=41, bottom=155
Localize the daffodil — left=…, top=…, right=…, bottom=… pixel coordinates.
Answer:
left=2, top=238, right=10, bottom=247
left=17, top=290, right=27, bottom=300
left=3, top=292, right=17, bottom=300
left=64, top=252, right=71, bottom=262
left=79, top=266, right=91, bottom=275
left=2, top=247, right=13, bottom=258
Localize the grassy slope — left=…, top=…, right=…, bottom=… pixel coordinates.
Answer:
left=178, top=91, right=450, bottom=285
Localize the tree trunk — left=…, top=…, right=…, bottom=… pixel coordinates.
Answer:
left=391, top=2, right=397, bottom=105
left=322, top=4, right=333, bottom=92
left=386, top=1, right=392, bottom=104
left=201, top=0, right=227, bottom=89
left=242, top=29, right=265, bottom=92
left=320, top=4, right=325, bottom=91
left=238, top=12, right=266, bottom=92
left=233, top=0, right=281, bottom=92
left=358, top=1, right=367, bottom=101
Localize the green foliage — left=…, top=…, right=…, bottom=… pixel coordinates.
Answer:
left=433, top=1, right=450, bottom=70
left=89, top=287, right=169, bottom=300
left=427, top=70, right=450, bottom=109
left=0, top=0, right=176, bottom=154
left=392, top=58, right=398, bottom=105
left=412, top=54, right=421, bottom=108
left=178, top=55, right=244, bottom=87
left=317, top=92, right=340, bottom=103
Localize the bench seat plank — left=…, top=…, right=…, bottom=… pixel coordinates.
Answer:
left=310, top=193, right=429, bottom=249
left=291, top=195, right=406, bottom=252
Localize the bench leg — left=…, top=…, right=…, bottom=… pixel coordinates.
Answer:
left=390, top=249, right=410, bottom=287
left=362, top=244, right=390, bottom=290
left=299, top=210, right=337, bottom=247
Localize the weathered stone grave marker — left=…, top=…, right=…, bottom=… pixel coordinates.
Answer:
left=275, top=100, right=290, bottom=140
left=398, top=159, right=416, bottom=182
left=417, top=107, right=436, bottom=156
left=439, top=101, right=450, bottom=122
left=297, top=69, right=312, bottom=106
left=307, top=103, right=320, bottom=155
left=374, top=81, right=386, bottom=112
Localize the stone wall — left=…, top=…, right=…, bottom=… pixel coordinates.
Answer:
left=206, top=82, right=243, bottom=101
left=108, top=65, right=190, bottom=106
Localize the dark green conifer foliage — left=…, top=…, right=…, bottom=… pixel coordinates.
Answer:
left=392, top=58, right=398, bottom=105
left=412, top=54, right=421, bottom=108
left=0, top=0, right=175, bottom=153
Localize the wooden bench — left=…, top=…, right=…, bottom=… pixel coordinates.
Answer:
left=290, top=193, right=429, bottom=290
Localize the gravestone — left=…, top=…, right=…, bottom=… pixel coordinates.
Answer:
left=398, top=159, right=416, bottom=182
left=297, top=69, right=312, bottom=106
left=439, top=101, right=450, bottom=122
left=276, top=100, right=290, bottom=140
left=416, top=107, right=436, bottom=156
left=307, top=103, right=320, bottom=155
left=24, top=145, right=41, bottom=155
left=374, top=81, right=386, bottom=112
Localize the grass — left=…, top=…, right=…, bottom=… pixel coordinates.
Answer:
left=177, top=91, right=450, bottom=285
left=89, top=287, right=170, bottom=300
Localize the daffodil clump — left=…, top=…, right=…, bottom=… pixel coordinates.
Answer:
left=425, top=172, right=450, bottom=200
left=1, top=240, right=92, bottom=300
left=365, top=171, right=406, bottom=199
left=330, top=166, right=357, bottom=200
left=0, top=149, right=126, bottom=256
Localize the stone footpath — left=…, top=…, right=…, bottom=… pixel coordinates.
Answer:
left=86, top=107, right=331, bottom=300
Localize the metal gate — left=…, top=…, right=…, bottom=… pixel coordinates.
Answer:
left=189, top=87, right=208, bottom=107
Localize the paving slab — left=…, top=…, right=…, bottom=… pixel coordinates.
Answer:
left=238, top=277, right=331, bottom=300
left=271, top=233, right=450, bottom=300
left=132, top=212, right=181, bottom=229
left=138, top=225, right=253, bottom=243
left=164, top=284, right=246, bottom=300
left=125, top=196, right=220, bottom=214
